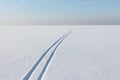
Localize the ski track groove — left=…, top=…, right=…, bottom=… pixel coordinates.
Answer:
left=23, top=30, right=72, bottom=80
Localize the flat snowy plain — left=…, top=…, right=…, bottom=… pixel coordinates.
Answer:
left=0, top=26, right=120, bottom=80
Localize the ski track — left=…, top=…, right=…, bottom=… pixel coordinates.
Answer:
left=23, top=30, right=72, bottom=80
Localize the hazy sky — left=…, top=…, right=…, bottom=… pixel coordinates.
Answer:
left=0, top=0, right=120, bottom=25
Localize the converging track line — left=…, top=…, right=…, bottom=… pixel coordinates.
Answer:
left=23, top=30, right=72, bottom=80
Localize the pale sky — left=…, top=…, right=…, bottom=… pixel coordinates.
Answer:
left=0, top=0, right=120, bottom=25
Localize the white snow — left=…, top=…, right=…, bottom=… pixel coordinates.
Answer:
left=0, top=25, right=120, bottom=80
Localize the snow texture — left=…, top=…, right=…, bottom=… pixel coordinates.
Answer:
left=0, top=26, right=120, bottom=80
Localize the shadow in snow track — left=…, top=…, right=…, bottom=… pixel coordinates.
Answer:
left=23, top=30, right=72, bottom=80
left=37, top=32, right=71, bottom=80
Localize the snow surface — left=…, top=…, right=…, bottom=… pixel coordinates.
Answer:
left=0, top=25, right=120, bottom=80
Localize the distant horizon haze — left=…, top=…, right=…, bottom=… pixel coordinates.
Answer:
left=0, top=0, right=120, bottom=25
